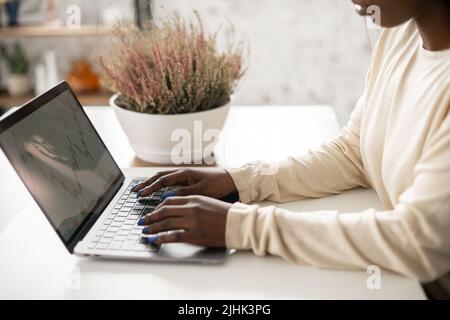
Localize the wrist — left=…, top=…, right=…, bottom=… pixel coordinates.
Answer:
left=224, top=168, right=253, bottom=203
left=223, top=169, right=238, bottom=195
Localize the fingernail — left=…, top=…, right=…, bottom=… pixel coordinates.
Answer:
left=161, top=191, right=176, bottom=200
left=145, top=236, right=159, bottom=244
left=137, top=190, right=144, bottom=197
left=142, top=226, right=151, bottom=234
left=138, top=218, right=145, bottom=226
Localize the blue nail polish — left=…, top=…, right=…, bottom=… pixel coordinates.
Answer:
left=145, top=236, right=159, bottom=244
left=137, top=190, right=144, bottom=197
left=138, top=218, right=145, bottom=226
left=142, top=226, right=150, bottom=234
left=161, top=191, right=176, bottom=200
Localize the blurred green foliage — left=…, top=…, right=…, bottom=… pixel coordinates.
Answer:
left=0, top=42, right=29, bottom=74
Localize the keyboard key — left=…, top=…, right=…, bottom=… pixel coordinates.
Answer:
left=122, top=241, right=137, bottom=251
left=148, top=200, right=160, bottom=206
left=118, top=230, right=129, bottom=236
left=117, top=234, right=129, bottom=240
left=108, top=226, right=120, bottom=232
left=115, top=234, right=127, bottom=241
left=134, top=243, right=148, bottom=252
left=109, top=241, right=123, bottom=250
left=99, top=237, right=112, bottom=244
left=96, top=243, right=108, bottom=250
left=114, top=217, right=126, bottom=223
left=143, top=207, right=155, bottom=215
left=103, top=232, right=115, bottom=238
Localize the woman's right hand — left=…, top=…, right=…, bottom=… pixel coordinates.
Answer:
left=132, top=168, right=238, bottom=200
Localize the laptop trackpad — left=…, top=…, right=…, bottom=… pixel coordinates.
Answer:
left=158, top=243, right=207, bottom=258
left=156, top=242, right=228, bottom=262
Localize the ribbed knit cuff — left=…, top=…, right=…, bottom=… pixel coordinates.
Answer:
left=225, top=202, right=252, bottom=249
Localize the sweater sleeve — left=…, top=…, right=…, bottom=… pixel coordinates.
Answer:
left=225, top=114, right=450, bottom=282
left=226, top=94, right=371, bottom=204
left=225, top=30, right=389, bottom=204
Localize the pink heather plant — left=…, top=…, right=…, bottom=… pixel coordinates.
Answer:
left=98, top=13, right=245, bottom=114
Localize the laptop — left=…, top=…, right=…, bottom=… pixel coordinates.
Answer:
left=0, top=81, right=231, bottom=263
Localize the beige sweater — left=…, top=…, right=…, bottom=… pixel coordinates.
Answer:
left=225, top=21, right=450, bottom=282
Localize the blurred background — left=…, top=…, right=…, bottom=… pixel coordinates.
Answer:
left=0, top=0, right=380, bottom=124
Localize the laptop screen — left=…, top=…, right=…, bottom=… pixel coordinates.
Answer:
left=0, top=82, right=123, bottom=249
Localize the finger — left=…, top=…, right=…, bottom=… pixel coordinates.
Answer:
left=160, top=232, right=193, bottom=244
left=156, top=196, right=192, bottom=209
left=138, top=205, right=191, bottom=226
left=154, top=184, right=203, bottom=203
left=175, top=182, right=205, bottom=197
left=144, top=232, right=192, bottom=245
left=144, top=231, right=191, bottom=245
left=142, top=217, right=190, bottom=235
left=132, top=170, right=177, bottom=192
left=138, top=171, right=196, bottom=197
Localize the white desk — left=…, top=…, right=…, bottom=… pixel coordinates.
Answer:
left=0, top=106, right=425, bottom=299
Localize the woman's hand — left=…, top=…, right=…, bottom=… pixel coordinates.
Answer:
left=138, top=195, right=232, bottom=247
left=132, top=168, right=238, bottom=199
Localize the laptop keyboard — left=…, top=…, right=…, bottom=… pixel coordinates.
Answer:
left=88, top=178, right=169, bottom=253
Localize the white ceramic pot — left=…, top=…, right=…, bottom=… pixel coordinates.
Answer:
left=7, top=74, right=31, bottom=97
left=111, top=94, right=230, bottom=164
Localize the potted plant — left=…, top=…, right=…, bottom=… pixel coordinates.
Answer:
left=0, top=42, right=31, bottom=97
left=98, top=14, right=245, bottom=164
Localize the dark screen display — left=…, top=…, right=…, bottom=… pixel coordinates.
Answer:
left=0, top=89, right=121, bottom=241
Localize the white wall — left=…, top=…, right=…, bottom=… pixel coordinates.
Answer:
left=153, top=0, right=379, bottom=123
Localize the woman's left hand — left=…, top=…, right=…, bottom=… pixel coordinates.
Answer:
left=138, top=195, right=232, bottom=247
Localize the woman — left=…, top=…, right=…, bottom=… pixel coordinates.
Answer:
left=133, top=0, right=450, bottom=282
